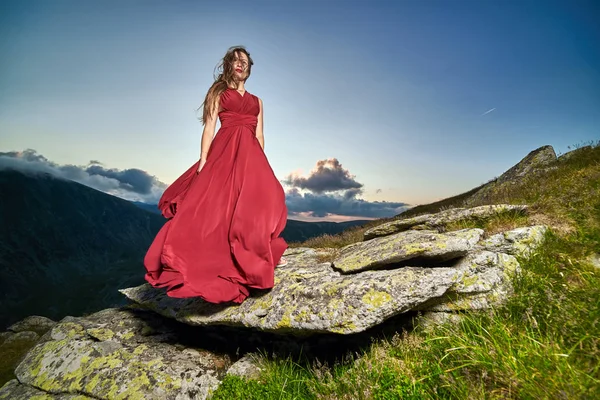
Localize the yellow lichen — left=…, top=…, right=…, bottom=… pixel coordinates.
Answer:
left=133, top=344, right=148, bottom=355
left=87, top=328, right=114, bottom=341
left=362, top=289, right=392, bottom=307
left=20, top=338, right=181, bottom=399
left=276, top=311, right=293, bottom=329
left=118, top=331, right=135, bottom=340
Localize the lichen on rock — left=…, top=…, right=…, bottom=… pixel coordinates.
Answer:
left=363, top=204, right=528, bottom=240
left=333, top=228, right=483, bottom=273
left=2, top=308, right=230, bottom=400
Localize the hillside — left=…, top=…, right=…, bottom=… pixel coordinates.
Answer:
left=0, top=169, right=166, bottom=329
left=210, top=142, right=600, bottom=399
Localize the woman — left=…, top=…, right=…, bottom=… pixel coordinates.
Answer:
left=143, top=46, right=288, bottom=304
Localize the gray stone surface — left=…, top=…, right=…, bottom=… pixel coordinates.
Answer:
left=363, top=204, right=528, bottom=240
left=121, top=263, right=465, bottom=335
left=335, top=228, right=483, bottom=273
left=477, top=226, right=548, bottom=258
left=2, top=308, right=230, bottom=400
left=8, top=315, right=56, bottom=336
left=226, top=354, right=262, bottom=380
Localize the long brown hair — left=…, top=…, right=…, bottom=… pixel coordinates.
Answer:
left=197, top=46, right=254, bottom=124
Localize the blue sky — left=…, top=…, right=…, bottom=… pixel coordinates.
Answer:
left=1, top=0, right=598, bottom=221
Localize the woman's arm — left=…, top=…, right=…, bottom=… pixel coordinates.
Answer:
left=197, top=97, right=220, bottom=173
left=256, top=97, right=264, bottom=150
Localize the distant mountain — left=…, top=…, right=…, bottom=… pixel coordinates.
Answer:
left=131, top=201, right=162, bottom=215
left=0, top=169, right=371, bottom=328
left=0, top=169, right=166, bottom=329
left=130, top=201, right=371, bottom=243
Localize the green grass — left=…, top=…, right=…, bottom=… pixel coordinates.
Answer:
left=443, top=208, right=530, bottom=237
left=211, top=142, right=600, bottom=399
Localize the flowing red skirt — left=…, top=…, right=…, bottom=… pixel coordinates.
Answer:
left=143, top=121, right=288, bottom=304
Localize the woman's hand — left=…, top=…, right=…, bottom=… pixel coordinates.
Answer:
left=196, top=158, right=207, bottom=174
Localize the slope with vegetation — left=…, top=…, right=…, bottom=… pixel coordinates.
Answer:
left=212, top=142, right=600, bottom=399
left=0, top=169, right=166, bottom=329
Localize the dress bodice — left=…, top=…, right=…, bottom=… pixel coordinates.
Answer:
left=218, top=88, right=259, bottom=131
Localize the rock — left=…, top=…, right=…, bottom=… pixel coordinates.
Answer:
left=0, top=332, right=13, bottom=346
left=0, top=308, right=231, bottom=400
left=495, top=145, right=557, bottom=182
left=464, top=146, right=557, bottom=207
left=119, top=205, right=548, bottom=336
left=2, top=331, right=39, bottom=345
left=416, top=251, right=520, bottom=312
left=477, top=226, right=548, bottom=258
left=0, top=331, right=43, bottom=390
left=586, top=253, right=600, bottom=269
left=121, top=262, right=466, bottom=335
left=226, top=354, right=262, bottom=380
left=334, top=229, right=483, bottom=273
left=120, top=227, right=538, bottom=336
left=0, top=378, right=95, bottom=399
left=280, top=247, right=339, bottom=267
left=363, top=204, right=528, bottom=240
left=8, top=316, right=56, bottom=336
left=414, top=312, right=464, bottom=332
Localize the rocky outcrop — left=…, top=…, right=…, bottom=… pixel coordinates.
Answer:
left=0, top=308, right=232, bottom=399
left=463, top=145, right=557, bottom=207
left=492, top=145, right=557, bottom=182
left=363, top=204, right=528, bottom=240
left=120, top=204, right=547, bottom=336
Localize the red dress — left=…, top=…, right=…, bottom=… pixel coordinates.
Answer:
left=143, top=88, right=288, bottom=303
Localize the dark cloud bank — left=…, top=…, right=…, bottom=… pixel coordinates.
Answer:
left=0, top=149, right=166, bottom=204
left=0, top=150, right=409, bottom=219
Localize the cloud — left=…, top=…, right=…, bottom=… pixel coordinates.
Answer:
left=282, top=158, right=410, bottom=219
left=481, top=107, right=496, bottom=116
left=0, top=149, right=167, bottom=203
left=285, top=187, right=409, bottom=219
left=283, top=158, right=363, bottom=193
left=0, top=150, right=412, bottom=220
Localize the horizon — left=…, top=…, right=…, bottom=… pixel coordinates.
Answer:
left=1, top=0, right=598, bottom=222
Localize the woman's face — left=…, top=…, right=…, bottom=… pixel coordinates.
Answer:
left=232, top=52, right=249, bottom=81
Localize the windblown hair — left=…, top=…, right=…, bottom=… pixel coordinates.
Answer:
left=198, top=46, right=254, bottom=124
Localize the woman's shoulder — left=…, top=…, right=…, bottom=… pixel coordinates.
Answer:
left=251, top=92, right=262, bottom=104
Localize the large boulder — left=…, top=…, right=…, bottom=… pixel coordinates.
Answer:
left=0, top=308, right=231, bottom=400
left=120, top=208, right=548, bottom=335
left=121, top=260, right=465, bottom=335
